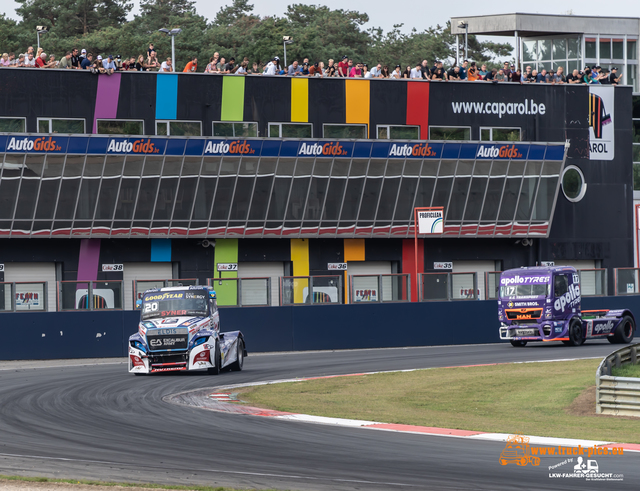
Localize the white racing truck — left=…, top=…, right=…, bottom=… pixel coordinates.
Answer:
left=128, top=286, right=246, bottom=374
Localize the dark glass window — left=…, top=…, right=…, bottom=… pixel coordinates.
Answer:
left=482, top=178, right=505, bottom=221
left=230, top=177, right=255, bottom=221
left=211, top=177, right=236, bottom=220
left=249, top=177, right=274, bottom=221
left=76, top=179, right=100, bottom=219
left=285, top=177, right=311, bottom=221
left=516, top=177, right=540, bottom=220
left=56, top=179, right=82, bottom=219
left=154, top=178, right=179, bottom=220
left=376, top=178, right=400, bottom=221
left=173, top=178, right=198, bottom=220
left=267, top=178, right=292, bottom=221
left=448, top=177, right=471, bottom=221
left=340, top=178, right=365, bottom=221
left=394, top=178, right=419, bottom=221
left=533, top=177, right=558, bottom=221
left=432, top=178, right=453, bottom=209
left=498, top=178, right=522, bottom=221
left=115, top=178, right=139, bottom=219
left=192, top=178, right=216, bottom=220
left=94, top=178, right=119, bottom=220
left=0, top=180, right=19, bottom=219
left=413, top=178, right=436, bottom=208
left=14, top=179, right=39, bottom=220
left=35, top=180, right=61, bottom=219
left=135, top=178, right=160, bottom=220
left=359, top=178, right=383, bottom=221
left=304, top=177, right=328, bottom=221
left=463, top=178, right=488, bottom=221
left=323, top=179, right=346, bottom=221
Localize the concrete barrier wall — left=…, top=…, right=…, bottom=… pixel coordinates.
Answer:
left=2, top=295, right=640, bottom=360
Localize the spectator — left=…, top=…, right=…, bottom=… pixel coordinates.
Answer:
left=582, top=67, right=592, bottom=84
left=431, top=66, right=446, bottom=80
left=479, top=64, right=489, bottom=78
left=0, top=53, right=9, bottom=67
left=8, top=53, right=16, bottom=66
left=236, top=61, right=248, bottom=74
left=410, top=62, right=422, bottom=79
left=81, top=53, right=93, bottom=69
left=264, top=56, right=279, bottom=75
left=36, top=47, right=43, bottom=60
left=16, top=54, right=25, bottom=67
left=523, top=66, right=534, bottom=82
left=459, top=60, right=469, bottom=80
left=183, top=57, right=198, bottom=72
left=80, top=49, right=87, bottom=64
left=370, top=63, right=382, bottom=78
left=349, top=62, right=362, bottom=77
left=402, top=65, right=411, bottom=79
left=22, top=46, right=34, bottom=60
left=326, top=58, right=334, bottom=74
left=144, top=51, right=159, bottom=71
left=93, top=55, right=106, bottom=74
left=249, top=61, right=259, bottom=74
left=485, top=68, right=497, bottom=81
left=360, top=63, right=368, bottom=78
left=337, top=55, right=349, bottom=77
left=159, top=57, right=173, bottom=72
left=288, top=60, right=301, bottom=76
left=380, top=65, right=390, bottom=78
left=115, top=55, right=124, bottom=71
left=534, top=69, right=547, bottom=83
left=552, top=67, right=565, bottom=84
left=511, top=69, right=522, bottom=83
left=24, top=52, right=36, bottom=67
left=447, top=65, right=461, bottom=80
left=467, top=62, right=479, bottom=81
left=45, top=54, right=58, bottom=68
left=226, top=57, right=237, bottom=73
left=502, top=62, right=512, bottom=80
left=134, top=55, right=145, bottom=71
left=421, top=59, right=431, bottom=79
left=390, top=64, right=402, bottom=79
left=610, top=67, right=621, bottom=85
left=600, top=68, right=611, bottom=84
left=102, top=55, right=116, bottom=75
left=301, top=61, right=310, bottom=76
left=566, top=69, right=582, bottom=83
left=58, top=52, right=72, bottom=69
left=70, top=48, right=81, bottom=69
left=205, top=56, right=219, bottom=73
left=325, top=61, right=336, bottom=77
left=147, top=43, right=155, bottom=57
left=122, top=56, right=136, bottom=70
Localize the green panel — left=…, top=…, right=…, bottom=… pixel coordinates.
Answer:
left=213, top=238, right=239, bottom=306
left=221, top=77, right=245, bottom=122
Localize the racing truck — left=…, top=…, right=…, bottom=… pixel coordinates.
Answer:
left=498, top=266, right=635, bottom=347
left=128, top=286, right=246, bottom=374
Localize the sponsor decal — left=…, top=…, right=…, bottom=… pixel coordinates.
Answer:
left=500, top=275, right=550, bottom=286
left=514, top=301, right=539, bottom=307
left=417, top=209, right=444, bottom=234
left=388, top=143, right=436, bottom=157
left=204, top=140, right=256, bottom=155
left=588, top=86, right=614, bottom=160
left=6, top=136, right=62, bottom=152
left=130, top=354, right=145, bottom=367
left=152, top=366, right=186, bottom=372
left=327, top=262, right=347, bottom=271
left=144, top=292, right=184, bottom=301
left=555, top=326, right=563, bottom=333
left=193, top=350, right=210, bottom=363
left=476, top=144, right=523, bottom=159
left=433, top=262, right=453, bottom=270
left=593, top=320, right=614, bottom=334
left=507, top=301, right=514, bottom=308
left=553, top=284, right=581, bottom=312
left=149, top=337, right=182, bottom=348
left=107, top=139, right=160, bottom=154
left=354, top=289, right=377, bottom=302
left=102, top=264, right=123, bottom=272
left=451, top=99, right=546, bottom=119
left=298, top=142, right=348, bottom=156
left=216, top=263, right=238, bottom=271
left=549, top=457, right=624, bottom=481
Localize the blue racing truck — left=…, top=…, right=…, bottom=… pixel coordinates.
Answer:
left=498, top=266, right=635, bottom=347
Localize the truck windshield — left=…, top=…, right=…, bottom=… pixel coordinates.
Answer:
left=141, top=290, right=208, bottom=320
left=500, top=284, right=549, bottom=298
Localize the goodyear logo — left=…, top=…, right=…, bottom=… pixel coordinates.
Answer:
left=144, top=292, right=184, bottom=301
left=477, top=145, right=522, bottom=159
left=389, top=143, right=435, bottom=157
left=107, top=139, right=160, bottom=154
left=7, top=137, right=61, bottom=152
left=204, top=140, right=255, bottom=155
left=298, top=142, right=347, bottom=156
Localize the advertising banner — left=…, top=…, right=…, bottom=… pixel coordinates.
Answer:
left=588, top=86, right=614, bottom=161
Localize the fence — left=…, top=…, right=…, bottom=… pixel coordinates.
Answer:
left=280, top=275, right=343, bottom=305
left=206, top=277, right=272, bottom=307
left=57, top=281, right=124, bottom=311
left=419, top=272, right=478, bottom=301
left=596, top=343, right=640, bottom=417
left=348, top=274, right=410, bottom=303
left=0, top=282, right=49, bottom=311
left=615, top=268, right=640, bottom=295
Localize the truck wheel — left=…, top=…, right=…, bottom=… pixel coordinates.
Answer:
left=229, top=338, right=244, bottom=372
left=613, top=316, right=635, bottom=344
left=510, top=340, right=527, bottom=347
left=208, top=342, right=221, bottom=375
left=567, top=319, right=584, bottom=346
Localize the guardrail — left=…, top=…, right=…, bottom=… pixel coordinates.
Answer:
left=419, top=272, right=478, bottom=301
left=280, top=275, right=343, bottom=305
left=57, top=280, right=124, bottom=311
left=206, top=277, right=272, bottom=307
left=596, top=343, right=640, bottom=417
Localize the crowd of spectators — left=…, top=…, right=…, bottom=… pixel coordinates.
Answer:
left=0, top=43, right=623, bottom=85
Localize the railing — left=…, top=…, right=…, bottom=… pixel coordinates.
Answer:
left=57, top=281, right=124, bottom=311
left=348, top=274, right=411, bottom=303
left=280, top=275, right=343, bottom=305
left=206, top=277, right=272, bottom=307
left=0, top=281, right=49, bottom=312
left=578, top=268, right=608, bottom=296
left=133, top=278, right=199, bottom=307
left=614, top=268, right=640, bottom=295
left=485, top=272, right=501, bottom=300
left=596, top=343, right=640, bottom=417
left=419, top=272, right=478, bottom=301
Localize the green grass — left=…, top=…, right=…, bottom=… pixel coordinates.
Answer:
left=612, top=363, right=640, bottom=378
left=0, top=475, right=284, bottom=491
left=240, top=359, right=640, bottom=443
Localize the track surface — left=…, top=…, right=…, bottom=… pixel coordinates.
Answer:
left=0, top=342, right=638, bottom=490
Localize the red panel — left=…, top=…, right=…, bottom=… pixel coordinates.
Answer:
left=406, top=82, right=429, bottom=140
left=402, top=238, right=424, bottom=302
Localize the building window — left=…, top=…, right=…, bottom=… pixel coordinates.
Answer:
left=96, top=120, right=144, bottom=135
left=0, top=117, right=26, bottom=133
left=523, top=36, right=581, bottom=74
left=322, top=124, right=367, bottom=139
left=428, top=126, right=471, bottom=141
left=480, top=127, right=521, bottom=142
left=268, top=123, right=312, bottom=138
left=377, top=125, right=420, bottom=140
left=37, top=118, right=85, bottom=134
left=213, top=121, right=258, bottom=137
left=156, top=120, right=202, bottom=136
left=562, top=165, right=587, bottom=202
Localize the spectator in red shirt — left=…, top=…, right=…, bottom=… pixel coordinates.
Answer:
left=183, top=57, right=198, bottom=72
left=337, top=55, right=349, bottom=77
left=35, top=52, right=47, bottom=68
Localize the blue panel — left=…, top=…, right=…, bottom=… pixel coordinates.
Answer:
left=165, top=139, right=186, bottom=156
left=202, top=139, right=262, bottom=156
left=0, top=135, right=6, bottom=152
left=371, top=142, right=390, bottom=158
left=353, top=142, right=372, bottom=158
left=185, top=139, right=205, bottom=156
left=544, top=145, right=566, bottom=161
left=150, top=238, right=171, bottom=262
left=299, top=141, right=354, bottom=158
left=279, top=141, right=299, bottom=157
left=104, top=138, right=167, bottom=155
left=87, top=137, right=109, bottom=154
left=67, top=136, right=90, bottom=154
left=459, top=143, right=478, bottom=160
left=476, top=143, right=529, bottom=160
left=155, top=74, right=178, bottom=120
left=4, top=135, right=68, bottom=153
left=442, top=143, right=461, bottom=159
left=261, top=140, right=281, bottom=157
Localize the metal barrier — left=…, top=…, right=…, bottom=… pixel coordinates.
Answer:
left=578, top=268, right=608, bottom=297
left=207, top=277, right=272, bottom=307
left=57, top=281, right=124, bottom=311
left=280, top=276, right=343, bottom=305
left=349, top=274, right=410, bottom=303
left=0, top=281, right=49, bottom=312
left=132, top=278, right=199, bottom=307
left=614, top=268, right=640, bottom=296
left=596, top=343, right=640, bottom=416
left=419, top=272, right=478, bottom=301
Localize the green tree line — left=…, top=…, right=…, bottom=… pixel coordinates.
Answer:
left=0, top=0, right=512, bottom=70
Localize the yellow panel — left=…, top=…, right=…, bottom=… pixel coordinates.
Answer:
left=291, top=78, right=309, bottom=123
left=291, top=239, right=309, bottom=303
left=345, top=79, right=370, bottom=136
left=344, top=239, right=365, bottom=262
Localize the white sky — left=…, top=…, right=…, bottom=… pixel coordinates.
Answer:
left=0, top=0, right=638, bottom=35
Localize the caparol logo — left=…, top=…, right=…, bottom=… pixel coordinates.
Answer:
left=6, top=136, right=61, bottom=152
left=298, top=142, right=347, bottom=156
left=389, top=143, right=436, bottom=157
left=204, top=140, right=256, bottom=155
left=477, top=145, right=522, bottom=159
left=107, top=139, right=160, bottom=154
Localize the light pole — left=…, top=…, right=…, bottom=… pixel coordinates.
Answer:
left=36, top=26, right=48, bottom=51
left=158, top=28, right=182, bottom=71
left=283, top=36, right=293, bottom=69
left=457, top=21, right=468, bottom=63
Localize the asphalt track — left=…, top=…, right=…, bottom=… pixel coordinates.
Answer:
left=0, top=342, right=638, bottom=491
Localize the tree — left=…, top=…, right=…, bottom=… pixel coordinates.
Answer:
left=138, top=0, right=197, bottom=28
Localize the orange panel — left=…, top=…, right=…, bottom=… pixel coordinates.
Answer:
left=345, top=80, right=370, bottom=137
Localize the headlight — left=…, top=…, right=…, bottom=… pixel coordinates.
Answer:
left=193, top=336, right=208, bottom=347
left=131, top=340, right=146, bottom=352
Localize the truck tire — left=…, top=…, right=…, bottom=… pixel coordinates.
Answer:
left=229, top=338, right=244, bottom=371
left=566, top=318, right=584, bottom=346
left=612, top=315, right=635, bottom=344
left=510, top=340, right=527, bottom=347
left=208, top=342, right=221, bottom=375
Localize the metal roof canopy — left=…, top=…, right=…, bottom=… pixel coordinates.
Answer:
left=450, top=13, right=640, bottom=37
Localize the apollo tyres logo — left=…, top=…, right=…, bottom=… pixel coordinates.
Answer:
left=389, top=143, right=436, bottom=157
left=204, top=140, right=256, bottom=155
left=107, top=139, right=160, bottom=154
left=476, top=145, right=522, bottom=159
left=6, top=136, right=61, bottom=152
left=298, top=142, right=347, bottom=156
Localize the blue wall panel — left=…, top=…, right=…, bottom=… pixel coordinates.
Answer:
left=155, top=74, right=178, bottom=120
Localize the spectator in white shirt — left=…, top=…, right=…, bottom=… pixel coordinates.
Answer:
left=264, top=56, right=279, bottom=75
left=369, top=63, right=382, bottom=78
left=159, top=57, right=173, bottom=72
left=24, top=53, right=36, bottom=67
left=102, top=55, right=116, bottom=75
left=390, top=64, right=402, bottom=79
left=410, top=62, right=422, bottom=79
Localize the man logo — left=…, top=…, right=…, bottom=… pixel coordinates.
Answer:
left=588, top=93, right=611, bottom=140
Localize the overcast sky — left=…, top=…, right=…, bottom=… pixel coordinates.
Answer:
left=0, top=0, right=637, bottom=34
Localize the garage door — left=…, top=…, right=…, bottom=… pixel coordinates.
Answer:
left=347, top=261, right=392, bottom=302
left=453, top=261, right=497, bottom=300
left=4, top=263, right=56, bottom=312
left=238, top=262, right=284, bottom=306
left=123, top=263, right=173, bottom=310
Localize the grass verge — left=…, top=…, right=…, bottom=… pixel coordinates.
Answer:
left=0, top=475, right=283, bottom=491
left=239, top=359, right=640, bottom=443
left=611, top=363, right=640, bottom=378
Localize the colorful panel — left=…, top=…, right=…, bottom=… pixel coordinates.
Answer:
left=221, top=76, right=245, bottom=122
left=93, top=73, right=121, bottom=133
left=345, top=79, right=370, bottom=136
left=150, top=239, right=171, bottom=262
left=406, top=82, right=429, bottom=140
left=291, top=239, right=310, bottom=303
left=402, top=238, right=424, bottom=302
left=155, top=74, right=178, bottom=120
left=291, top=78, right=309, bottom=123
left=214, top=238, right=239, bottom=306
left=77, top=238, right=101, bottom=281
left=344, top=239, right=365, bottom=261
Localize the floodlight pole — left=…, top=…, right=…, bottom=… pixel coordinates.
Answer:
left=171, top=35, right=176, bottom=71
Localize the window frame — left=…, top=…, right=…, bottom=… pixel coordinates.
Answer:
left=95, top=119, right=145, bottom=136
left=268, top=122, right=313, bottom=138
left=37, top=117, right=86, bottom=135
left=0, top=117, right=27, bottom=133
left=376, top=124, right=421, bottom=140
left=428, top=126, right=472, bottom=141
left=561, top=165, right=587, bottom=203
left=155, top=120, right=203, bottom=136
left=322, top=123, right=368, bottom=139
left=479, top=127, right=522, bottom=142
left=212, top=121, right=259, bottom=138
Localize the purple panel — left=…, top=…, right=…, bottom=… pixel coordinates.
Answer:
left=78, top=238, right=101, bottom=281
left=92, top=74, right=122, bottom=134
